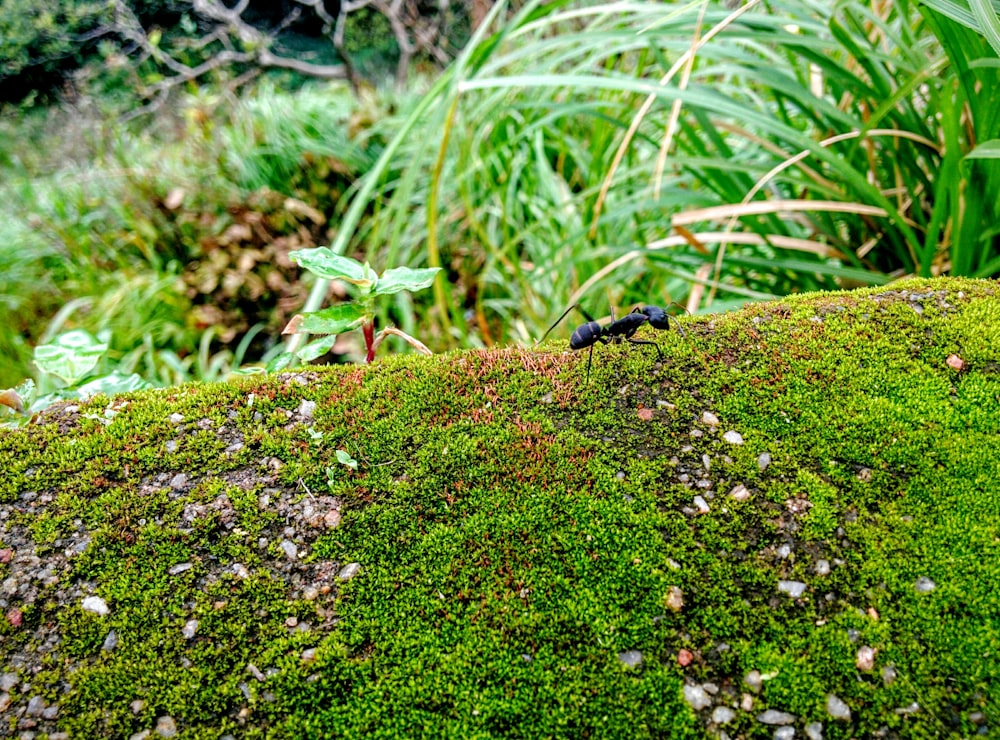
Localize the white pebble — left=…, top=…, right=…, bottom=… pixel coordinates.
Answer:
left=805, top=722, right=824, bottom=739
left=757, top=452, right=772, bottom=470
left=914, top=576, right=936, bottom=593
left=744, top=670, right=763, bottom=692
left=181, top=620, right=199, bottom=640
left=815, top=559, right=830, bottom=576
left=168, top=562, right=193, bottom=576
left=81, top=596, right=109, bottom=616
left=881, top=664, right=897, bottom=685
left=774, top=727, right=796, bottom=740
left=683, top=684, right=712, bottom=711
left=156, top=715, right=177, bottom=737
left=338, top=562, right=362, bottom=581
left=856, top=645, right=876, bottom=671
left=701, top=411, right=720, bottom=426
left=758, top=709, right=796, bottom=725
left=168, top=413, right=184, bottom=424
left=826, top=693, right=851, bottom=720
left=712, top=706, right=736, bottom=724
left=723, top=430, right=744, bottom=445
left=693, top=495, right=710, bottom=514
left=618, top=650, right=642, bottom=668
left=729, top=484, right=751, bottom=501
left=778, top=580, right=807, bottom=598
left=280, top=540, right=298, bottom=560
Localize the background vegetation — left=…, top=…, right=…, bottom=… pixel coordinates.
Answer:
left=1, top=0, right=998, bottom=393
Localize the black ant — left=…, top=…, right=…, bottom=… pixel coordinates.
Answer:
left=538, top=303, right=684, bottom=382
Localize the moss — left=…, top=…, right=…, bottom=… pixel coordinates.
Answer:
left=1, top=277, right=999, bottom=737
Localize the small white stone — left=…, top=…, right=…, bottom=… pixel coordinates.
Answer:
left=81, top=596, right=109, bottom=616
left=729, top=484, right=751, bottom=501
left=914, top=576, right=936, bottom=593
left=181, top=620, right=199, bottom=640
left=701, top=411, right=720, bottom=426
left=815, top=559, right=831, bottom=576
left=618, top=650, right=642, bottom=668
left=280, top=540, right=298, bottom=560
left=723, top=430, right=744, bottom=445
left=744, top=670, right=763, bottom=692
left=778, top=580, right=807, bottom=598
left=805, top=721, right=824, bottom=740
left=712, top=706, right=736, bottom=724
left=156, top=715, right=178, bottom=737
left=757, top=452, right=772, bottom=470
left=168, top=413, right=184, bottom=424
left=758, top=709, right=796, bottom=725
left=826, top=693, right=851, bottom=720
left=337, top=562, right=362, bottom=581
left=774, top=727, right=796, bottom=740
left=665, top=586, right=684, bottom=612
left=168, top=562, right=193, bottom=576
left=693, top=495, right=710, bottom=514
left=856, top=645, right=877, bottom=671
left=683, top=684, right=712, bottom=711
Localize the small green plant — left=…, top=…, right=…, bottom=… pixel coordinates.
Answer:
left=0, top=329, right=152, bottom=423
left=281, top=248, right=441, bottom=365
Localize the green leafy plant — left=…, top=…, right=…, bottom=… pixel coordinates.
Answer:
left=282, top=248, right=441, bottom=364
left=0, top=329, right=152, bottom=423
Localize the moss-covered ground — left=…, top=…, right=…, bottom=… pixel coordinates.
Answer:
left=1, top=277, right=998, bottom=738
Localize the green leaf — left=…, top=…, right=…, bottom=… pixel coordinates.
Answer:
left=290, top=248, right=375, bottom=291
left=374, top=266, right=443, bottom=296
left=335, top=450, right=358, bottom=470
left=75, top=372, right=153, bottom=398
left=296, top=335, right=339, bottom=362
left=34, top=330, right=108, bottom=384
left=295, top=304, right=368, bottom=335
left=965, top=139, right=1000, bottom=159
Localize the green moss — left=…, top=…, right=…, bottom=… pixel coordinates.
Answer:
left=1, top=278, right=998, bottom=737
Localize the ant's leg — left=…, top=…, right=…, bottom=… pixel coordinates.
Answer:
left=585, top=345, right=594, bottom=383
left=539, top=304, right=599, bottom=344
left=628, top=338, right=663, bottom=360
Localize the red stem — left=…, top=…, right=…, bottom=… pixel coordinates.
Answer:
left=363, top=320, right=376, bottom=363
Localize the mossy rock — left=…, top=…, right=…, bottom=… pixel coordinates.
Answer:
left=1, top=277, right=998, bottom=738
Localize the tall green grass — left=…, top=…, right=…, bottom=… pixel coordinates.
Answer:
left=302, top=0, right=998, bottom=349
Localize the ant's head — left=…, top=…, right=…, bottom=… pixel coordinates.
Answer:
left=640, top=305, right=671, bottom=330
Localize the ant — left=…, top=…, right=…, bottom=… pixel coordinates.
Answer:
left=538, top=303, right=684, bottom=382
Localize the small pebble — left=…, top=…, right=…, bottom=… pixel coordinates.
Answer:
left=232, top=563, right=250, bottom=579
left=701, top=411, right=720, bottom=426
left=81, top=596, right=109, bottom=616
left=856, top=645, right=876, bottom=671
left=881, top=664, right=897, bottom=685
left=665, top=586, right=684, bottom=612
left=774, top=727, right=796, bottom=740
left=693, top=495, right=710, bottom=514
left=181, top=620, right=199, bottom=640
left=815, top=559, right=830, bottom=576
left=298, top=400, right=316, bottom=419
left=683, top=684, right=712, bottom=711
left=915, top=576, right=936, bottom=593
left=618, top=650, right=642, bottom=668
left=826, top=693, right=851, bottom=720
left=168, top=562, right=193, bottom=576
left=757, top=452, right=772, bottom=471
left=156, top=715, right=177, bottom=737
left=26, top=695, right=46, bottom=716
left=723, top=430, right=744, bottom=445
left=168, top=413, right=184, bottom=424
left=324, top=510, right=342, bottom=529
left=805, top=722, right=824, bottom=740
left=758, top=709, right=796, bottom=725
left=102, top=630, right=119, bottom=651
left=337, top=562, right=362, bottom=581
left=169, top=474, right=188, bottom=490
left=777, top=580, right=807, bottom=598
left=280, top=540, right=298, bottom=560
left=0, top=673, right=18, bottom=691
left=130, top=700, right=146, bottom=714
left=729, top=484, right=751, bottom=501
left=712, top=706, right=736, bottom=725
left=0, top=693, right=9, bottom=713
left=744, top=670, right=763, bottom=692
